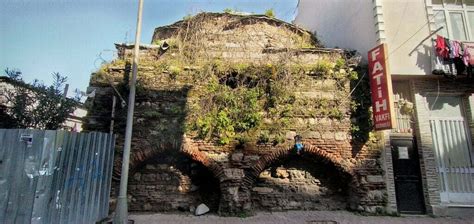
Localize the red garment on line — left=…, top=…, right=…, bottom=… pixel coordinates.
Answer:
left=436, top=35, right=449, bottom=58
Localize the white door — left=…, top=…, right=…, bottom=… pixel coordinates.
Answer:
left=428, top=96, right=474, bottom=204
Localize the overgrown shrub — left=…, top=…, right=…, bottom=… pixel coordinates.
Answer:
left=0, top=69, right=79, bottom=129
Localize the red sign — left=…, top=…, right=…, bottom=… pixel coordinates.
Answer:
left=368, top=44, right=396, bottom=130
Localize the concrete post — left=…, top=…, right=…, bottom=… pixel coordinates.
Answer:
left=114, top=0, right=144, bottom=223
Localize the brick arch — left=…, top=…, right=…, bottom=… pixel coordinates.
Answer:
left=179, top=137, right=225, bottom=181
left=243, top=144, right=356, bottom=187
left=113, top=138, right=225, bottom=181
left=112, top=141, right=179, bottom=180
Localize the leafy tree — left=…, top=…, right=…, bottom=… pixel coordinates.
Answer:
left=1, top=68, right=80, bottom=129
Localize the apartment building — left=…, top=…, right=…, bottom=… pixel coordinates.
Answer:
left=295, top=0, right=474, bottom=217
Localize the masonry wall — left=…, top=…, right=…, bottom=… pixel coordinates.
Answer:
left=382, top=131, right=398, bottom=213
left=85, top=13, right=388, bottom=215
left=126, top=154, right=220, bottom=212
left=251, top=158, right=349, bottom=211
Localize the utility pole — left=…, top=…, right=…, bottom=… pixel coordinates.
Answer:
left=114, top=0, right=144, bottom=223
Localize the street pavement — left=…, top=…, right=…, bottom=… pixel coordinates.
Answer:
left=129, top=210, right=473, bottom=224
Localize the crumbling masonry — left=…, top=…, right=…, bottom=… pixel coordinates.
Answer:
left=85, top=13, right=387, bottom=215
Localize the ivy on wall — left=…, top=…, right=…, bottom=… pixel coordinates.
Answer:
left=94, top=56, right=361, bottom=146
left=90, top=13, right=370, bottom=146
left=349, top=66, right=375, bottom=143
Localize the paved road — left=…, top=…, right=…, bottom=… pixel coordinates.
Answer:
left=130, top=211, right=472, bottom=224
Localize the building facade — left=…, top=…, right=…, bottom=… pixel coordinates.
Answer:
left=86, top=13, right=388, bottom=215
left=295, top=0, right=474, bottom=217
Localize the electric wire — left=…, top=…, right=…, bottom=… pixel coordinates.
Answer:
left=93, top=50, right=127, bottom=106
left=387, top=10, right=442, bottom=58
left=390, top=0, right=410, bottom=43
left=347, top=9, right=444, bottom=95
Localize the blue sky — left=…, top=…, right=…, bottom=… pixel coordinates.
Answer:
left=0, top=0, right=298, bottom=96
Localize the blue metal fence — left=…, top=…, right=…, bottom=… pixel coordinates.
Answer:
left=0, top=129, right=115, bottom=224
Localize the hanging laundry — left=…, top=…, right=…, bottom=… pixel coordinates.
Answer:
left=463, top=43, right=473, bottom=66
left=432, top=35, right=473, bottom=77
left=454, top=58, right=465, bottom=76
left=435, top=35, right=449, bottom=59
left=449, top=40, right=455, bottom=59
left=451, top=41, right=461, bottom=58
left=445, top=38, right=451, bottom=59
left=433, top=47, right=453, bottom=76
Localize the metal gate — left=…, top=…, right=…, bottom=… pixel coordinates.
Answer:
left=0, top=129, right=115, bottom=224
left=430, top=118, right=474, bottom=204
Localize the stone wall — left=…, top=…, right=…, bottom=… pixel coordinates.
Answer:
left=251, top=158, right=348, bottom=211
left=85, top=12, right=388, bottom=215
left=151, top=13, right=322, bottom=64
left=123, top=151, right=220, bottom=213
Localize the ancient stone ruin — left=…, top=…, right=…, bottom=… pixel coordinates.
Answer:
left=85, top=13, right=386, bottom=215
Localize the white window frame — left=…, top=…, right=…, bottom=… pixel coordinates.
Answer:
left=432, top=0, right=474, bottom=41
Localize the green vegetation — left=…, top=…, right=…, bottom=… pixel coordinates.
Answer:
left=193, top=82, right=262, bottom=145
left=138, top=57, right=355, bottom=145
left=143, top=110, right=162, bottom=118
left=1, top=69, right=79, bottom=129
left=182, top=13, right=193, bottom=20
left=349, top=66, right=375, bottom=143
left=264, top=9, right=275, bottom=18
left=91, top=14, right=366, bottom=146
left=93, top=55, right=358, bottom=145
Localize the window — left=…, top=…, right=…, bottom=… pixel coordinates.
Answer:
left=432, top=0, right=474, bottom=41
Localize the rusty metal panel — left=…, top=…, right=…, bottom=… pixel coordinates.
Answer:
left=0, top=129, right=115, bottom=224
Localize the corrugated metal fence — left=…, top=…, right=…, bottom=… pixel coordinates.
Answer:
left=0, top=129, right=115, bottom=224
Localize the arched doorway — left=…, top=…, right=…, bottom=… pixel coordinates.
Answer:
left=125, top=149, right=221, bottom=213
left=246, top=146, right=356, bottom=211
left=252, top=154, right=352, bottom=210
